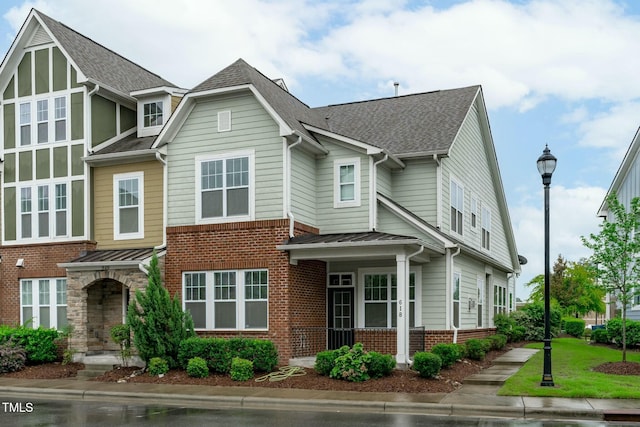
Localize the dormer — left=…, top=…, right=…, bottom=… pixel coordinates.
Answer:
left=131, top=86, right=186, bottom=137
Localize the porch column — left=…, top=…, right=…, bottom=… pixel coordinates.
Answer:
left=395, top=252, right=410, bottom=367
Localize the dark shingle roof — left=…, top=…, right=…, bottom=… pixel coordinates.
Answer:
left=313, top=86, right=479, bottom=156
left=36, top=10, right=175, bottom=94
left=285, top=231, right=420, bottom=246
left=92, top=134, right=156, bottom=155
left=192, top=59, right=478, bottom=156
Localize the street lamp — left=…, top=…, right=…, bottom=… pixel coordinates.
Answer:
left=537, top=145, right=556, bottom=387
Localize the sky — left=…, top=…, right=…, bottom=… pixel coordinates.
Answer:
left=0, top=0, right=638, bottom=300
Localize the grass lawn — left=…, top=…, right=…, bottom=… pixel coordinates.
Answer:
left=499, top=338, right=640, bottom=399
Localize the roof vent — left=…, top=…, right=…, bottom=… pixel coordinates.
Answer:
left=394, top=82, right=399, bottom=97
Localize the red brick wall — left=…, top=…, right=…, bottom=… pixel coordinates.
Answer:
left=165, top=219, right=324, bottom=363
left=424, top=328, right=497, bottom=351
left=0, top=241, right=96, bottom=325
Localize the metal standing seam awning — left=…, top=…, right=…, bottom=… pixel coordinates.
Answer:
left=58, top=248, right=162, bottom=271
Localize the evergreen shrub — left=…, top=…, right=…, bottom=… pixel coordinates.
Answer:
left=412, top=352, right=442, bottom=378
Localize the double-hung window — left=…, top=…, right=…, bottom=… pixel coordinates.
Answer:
left=470, top=196, right=478, bottom=229
left=334, top=158, right=361, bottom=208
left=482, top=206, right=491, bottom=250
left=477, top=276, right=485, bottom=327
left=453, top=271, right=461, bottom=328
left=55, top=183, right=67, bottom=236
left=18, top=183, right=69, bottom=240
left=19, top=102, right=31, bottom=146
left=17, top=96, right=68, bottom=145
left=494, top=283, right=506, bottom=316
left=197, top=152, right=253, bottom=222
left=20, top=278, right=67, bottom=330
left=37, top=99, right=48, bottom=143
left=362, top=271, right=416, bottom=328
left=54, top=96, right=66, bottom=141
left=37, top=185, right=49, bottom=237
left=114, top=172, right=144, bottom=239
left=20, top=187, right=32, bottom=239
left=183, top=269, right=268, bottom=330
left=450, top=180, right=464, bottom=235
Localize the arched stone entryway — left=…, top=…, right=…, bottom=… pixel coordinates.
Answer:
left=66, top=268, right=148, bottom=358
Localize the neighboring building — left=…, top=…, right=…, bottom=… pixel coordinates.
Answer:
left=0, top=10, right=522, bottom=366
left=0, top=9, right=184, bottom=356
left=597, top=127, right=640, bottom=321
left=155, top=59, right=522, bottom=365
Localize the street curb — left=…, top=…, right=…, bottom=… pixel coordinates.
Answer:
left=0, top=385, right=610, bottom=420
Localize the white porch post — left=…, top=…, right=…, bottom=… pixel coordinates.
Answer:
left=395, top=252, right=410, bottom=367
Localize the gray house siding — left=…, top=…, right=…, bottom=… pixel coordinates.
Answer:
left=390, top=159, right=437, bottom=224
left=167, top=92, right=283, bottom=226
left=290, top=147, right=317, bottom=226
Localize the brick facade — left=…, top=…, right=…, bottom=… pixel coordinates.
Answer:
left=165, top=219, right=326, bottom=363
left=0, top=241, right=96, bottom=325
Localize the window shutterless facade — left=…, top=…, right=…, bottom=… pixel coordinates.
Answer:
left=183, top=269, right=268, bottom=330
left=482, top=206, right=491, bottom=250
left=143, top=101, right=163, bottom=127
left=196, top=151, right=254, bottom=223
left=18, top=182, right=69, bottom=241
left=20, top=278, right=67, bottom=330
left=113, top=172, right=144, bottom=239
left=16, top=95, right=68, bottom=145
left=359, top=270, right=417, bottom=328
left=334, top=158, right=361, bottom=208
left=450, top=180, right=464, bottom=235
left=453, top=271, right=461, bottom=328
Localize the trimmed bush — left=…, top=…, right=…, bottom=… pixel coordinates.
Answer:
left=330, top=343, right=371, bottom=382
left=148, top=357, right=169, bottom=376
left=606, top=318, right=640, bottom=347
left=430, top=343, right=460, bottom=368
left=465, top=339, right=486, bottom=361
left=412, top=352, right=442, bottom=378
left=230, top=357, right=254, bottom=381
left=0, top=326, right=59, bottom=364
left=591, top=328, right=609, bottom=344
left=367, top=351, right=396, bottom=378
left=0, top=341, right=26, bottom=373
left=177, top=337, right=278, bottom=373
left=511, top=325, right=526, bottom=342
left=186, top=357, right=209, bottom=378
left=564, top=318, right=586, bottom=338
left=493, top=313, right=516, bottom=341
left=314, top=350, right=338, bottom=376
left=488, top=334, right=507, bottom=350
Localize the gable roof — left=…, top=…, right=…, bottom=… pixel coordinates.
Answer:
left=0, top=9, right=175, bottom=98
left=157, top=58, right=478, bottom=159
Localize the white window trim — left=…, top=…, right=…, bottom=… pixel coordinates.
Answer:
left=453, top=270, right=461, bottom=328
left=450, top=178, right=464, bottom=236
left=481, top=205, right=491, bottom=251
left=20, top=278, right=67, bottom=330
left=137, top=95, right=169, bottom=137
left=15, top=180, right=71, bottom=243
left=16, top=95, right=69, bottom=146
left=477, top=275, right=485, bottom=328
left=113, top=171, right=144, bottom=240
left=356, top=267, right=421, bottom=328
left=334, top=157, right=361, bottom=208
left=218, top=110, right=232, bottom=132
left=470, top=195, right=478, bottom=230
left=195, top=150, right=255, bottom=224
left=183, top=269, right=269, bottom=331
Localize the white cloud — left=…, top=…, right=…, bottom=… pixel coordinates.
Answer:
left=513, top=185, right=606, bottom=300
left=575, top=102, right=640, bottom=158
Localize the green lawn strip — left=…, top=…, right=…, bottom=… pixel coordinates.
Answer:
left=498, top=338, right=640, bottom=399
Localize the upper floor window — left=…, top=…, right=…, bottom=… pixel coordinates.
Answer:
left=114, top=172, right=144, bottom=240
left=218, top=110, right=231, bottom=132
left=143, top=101, right=163, bottom=127
left=482, top=206, right=491, bottom=250
left=450, top=180, right=464, bottom=235
left=334, top=158, right=361, bottom=208
left=18, top=182, right=69, bottom=241
left=470, top=196, right=478, bottom=229
left=197, top=151, right=254, bottom=223
left=17, top=96, right=67, bottom=145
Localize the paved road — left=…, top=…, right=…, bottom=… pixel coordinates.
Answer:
left=2, top=398, right=638, bottom=426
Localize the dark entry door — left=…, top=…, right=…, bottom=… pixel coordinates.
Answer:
left=328, top=288, right=354, bottom=349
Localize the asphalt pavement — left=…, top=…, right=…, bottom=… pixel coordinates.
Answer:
left=0, top=348, right=638, bottom=422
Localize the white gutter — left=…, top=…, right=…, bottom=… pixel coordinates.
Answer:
left=433, top=154, right=442, bottom=229
left=370, top=154, right=388, bottom=231
left=84, top=84, right=99, bottom=244
left=155, top=152, right=168, bottom=250
left=86, top=84, right=99, bottom=155
left=446, top=246, right=461, bottom=343
left=286, top=133, right=303, bottom=238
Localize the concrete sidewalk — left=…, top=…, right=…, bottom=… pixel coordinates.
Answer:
left=0, top=347, right=639, bottom=421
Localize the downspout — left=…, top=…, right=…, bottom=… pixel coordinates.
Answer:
left=286, top=133, right=303, bottom=238
left=446, top=245, right=461, bottom=343
left=370, top=154, right=388, bottom=231
left=405, top=245, right=424, bottom=366
left=433, top=154, right=442, bottom=229
left=154, top=152, right=168, bottom=250
left=85, top=84, right=99, bottom=245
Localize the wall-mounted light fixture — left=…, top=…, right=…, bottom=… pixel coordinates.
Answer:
left=16, top=258, right=24, bottom=268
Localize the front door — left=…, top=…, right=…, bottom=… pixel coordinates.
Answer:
left=328, top=288, right=354, bottom=349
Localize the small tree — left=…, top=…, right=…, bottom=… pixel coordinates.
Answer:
left=582, top=193, right=640, bottom=362
left=127, top=253, right=195, bottom=367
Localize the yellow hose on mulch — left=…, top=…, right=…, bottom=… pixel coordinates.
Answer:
left=255, top=366, right=307, bottom=382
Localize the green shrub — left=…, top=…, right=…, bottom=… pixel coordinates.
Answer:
left=367, top=351, right=396, bottom=378
left=511, top=325, right=526, bottom=342
left=430, top=343, right=460, bottom=368
left=591, top=328, right=609, bottom=344
left=0, top=327, right=59, bottom=364
left=251, top=339, right=279, bottom=372
left=512, top=302, right=562, bottom=341
left=205, top=338, right=232, bottom=373
left=230, top=357, right=254, bottom=381
left=456, top=343, right=467, bottom=359
left=148, top=357, right=169, bottom=376
left=564, top=318, right=586, bottom=338
left=186, top=357, right=209, bottom=378
left=412, top=352, right=442, bottom=378
left=0, top=341, right=26, bottom=373
left=606, top=318, right=640, bottom=347
left=330, top=343, right=371, bottom=382
left=314, top=350, right=338, bottom=376
left=465, top=339, right=486, bottom=361
left=110, top=324, right=131, bottom=366
left=177, top=337, right=277, bottom=373
left=493, top=313, right=515, bottom=341
left=488, top=334, right=507, bottom=350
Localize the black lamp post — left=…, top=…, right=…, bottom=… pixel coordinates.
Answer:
left=537, top=145, right=556, bottom=387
